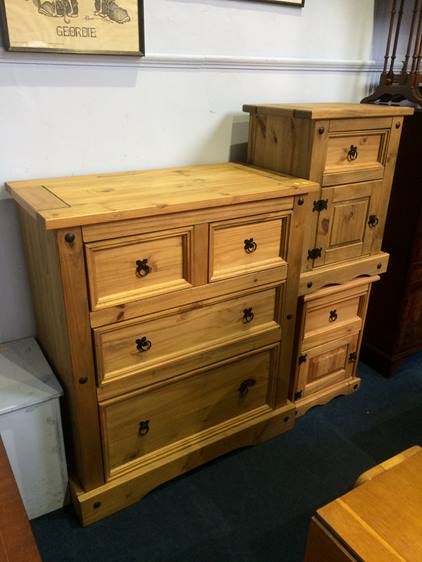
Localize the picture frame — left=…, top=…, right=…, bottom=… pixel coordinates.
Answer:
left=0, top=0, right=144, bottom=56
left=249, top=0, right=304, bottom=5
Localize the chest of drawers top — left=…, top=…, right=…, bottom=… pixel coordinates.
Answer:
left=5, top=162, right=318, bottom=231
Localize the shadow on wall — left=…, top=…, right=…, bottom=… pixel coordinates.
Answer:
left=0, top=199, right=35, bottom=343
left=229, top=117, right=249, bottom=163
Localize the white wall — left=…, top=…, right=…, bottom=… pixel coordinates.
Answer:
left=0, top=0, right=376, bottom=342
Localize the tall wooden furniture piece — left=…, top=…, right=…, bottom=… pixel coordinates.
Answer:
left=362, top=110, right=422, bottom=374
left=243, top=103, right=414, bottom=414
left=6, top=163, right=318, bottom=524
left=304, top=447, right=422, bottom=562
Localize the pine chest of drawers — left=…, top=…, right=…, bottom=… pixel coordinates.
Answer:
left=243, top=103, right=414, bottom=413
left=6, top=163, right=318, bottom=524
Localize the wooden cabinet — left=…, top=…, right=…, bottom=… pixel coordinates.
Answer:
left=362, top=110, right=422, bottom=375
left=244, top=103, right=413, bottom=412
left=6, top=163, right=317, bottom=524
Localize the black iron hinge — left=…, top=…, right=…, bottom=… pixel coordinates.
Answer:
left=307, top=247, right=322, bottom=261
left=298, top=353, right=308, bottom=365
left=348, top=352, right=357, bottom=363
left=294, top=390, right=303, bottom=400
left=313, top=199, right=328, bottom=213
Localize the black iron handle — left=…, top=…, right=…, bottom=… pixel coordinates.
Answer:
left=244, top=238, right=257, bottom=254
left=242, top=307, right=254, bottom=324
left=136, top=259, right=151, bottom=278
left=329, top=309, right=338, bottom=322
left=238, top=378, right=256, bottom=397
left=368, top=215, right=379, bottom=228
left=136, top=337, right=152, bottom=352
left=347, top=145, right=358, bottom=161
left=138, top=420, right=150, bottom=436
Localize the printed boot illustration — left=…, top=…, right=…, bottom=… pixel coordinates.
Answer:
left=38, top=0, right=78, bottom=18
left=95, top=0, right=130, bottom=23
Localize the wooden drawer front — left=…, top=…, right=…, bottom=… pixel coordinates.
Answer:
left=302, top=279, right=374, bottom=350
left=296, top=334, right=359, bottom=399
left=100, top=347, right=276, bottom=478
left=209, top=213, right=289, bottom=282
left=85, top=227, right=193, bottom=310
left=322, top=129, right=389, bottom=187
left=95, top=287, right=281, bottom=383
left=313, top=181, right=383, bottom=267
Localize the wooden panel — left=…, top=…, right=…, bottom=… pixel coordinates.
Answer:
left=316, top=451, right=422, bottom=562
left=6, top=163, right=318, bottom=230
left=296, top=334, right=359, bottom=399
left=100, top=347, right=278, bottom=478
left=243, top=102, right=414, bottom=121
left=323, top=130, right=389, bottom=186
left=0, top=437, right=42, bottom=562
left=209, top=212, right=289, bottom=281
left=90, top=267, right=287, bottom=328
left=18, top=210, right=104, bottom=491
left=329, top=116, right=392, bottom=132
left=85, top=227, right=193, bottom=310
left=304, top=517, right=356, bottom=562
left=295, top=378, right=361, bottom=418
left=299, top=253, right=388, bottom=296
left=314, top=181, right=383, bottom=267
left=95, top=286, right=282, bottom=383
left=72, top=400, right=295, bottom=525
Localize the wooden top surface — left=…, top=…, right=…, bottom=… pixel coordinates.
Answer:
left=0, top=437, right=42, bottom=562
left=6, top=163, right=318, bottom=230
left=243, top=102, right=415, bottom=120
left=316, top=450, right=422, bottom=561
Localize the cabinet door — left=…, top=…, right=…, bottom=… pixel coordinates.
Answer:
left=312, top=180, right=383, bottom=267
left=294, top=333, right=359, bottom=399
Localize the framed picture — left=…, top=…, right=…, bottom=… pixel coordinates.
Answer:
left=251, top=0, right=304, bottom=5
left=0, top=0, right=144, bottom=56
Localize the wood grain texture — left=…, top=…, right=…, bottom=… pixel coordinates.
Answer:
left=304, top=517, right=356, bottom=562
left=100, top=346, right=279, bottom=479
left=243, top=103, right=414, bottom=120
left=18, top=210, right=104, bottom=490
left=0, top=437, right=41, bottom=562
left=313, top=450, right=422, bottom=562
left=71, top=400, right=296, bottom=526
left=6, top=163, right=318, bottom=230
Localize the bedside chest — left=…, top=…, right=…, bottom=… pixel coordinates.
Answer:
left=6, top=163, right=318, bottom=524
left=243, top=103, right=414, bottom=413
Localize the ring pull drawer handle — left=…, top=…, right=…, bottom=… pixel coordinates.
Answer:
left=368, top=215, right=379, bottom=228
left=244, top=238, right=257, bottom=254
left=347, top=145, right=358, bottom=161
left=138, top=420, right=150, bottom=436
left=242, top=307, right=255, bottom=324
left=329, top=309, right=338, bottom=322
left=238, top=378, right=256, bottom=397
left=136, top=337, right=152, bottom=352
left=136, top=259, right=151, bottom=278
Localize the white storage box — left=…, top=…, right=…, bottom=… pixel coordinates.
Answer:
left=0, top=337, right=68, bottom=519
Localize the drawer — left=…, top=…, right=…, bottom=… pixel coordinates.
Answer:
left=295, top=333, right=359, bottom=400
left=95, top=286, right=282, bottom=384
left=312, top=180, right=384, bottom=268
left=301, top=277, right=377, bottom=350
left=100, top=346, right=277, bottom=478
left=85, top=227, right=193, bottom=310
left=209, top=212, right=289, bottom=282
left=322, top=126, right=390, bottom=187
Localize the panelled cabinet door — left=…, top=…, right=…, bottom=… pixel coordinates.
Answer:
left=295, top=333, right=359, bottom=399
left=312, top=180, right=383, bottom=268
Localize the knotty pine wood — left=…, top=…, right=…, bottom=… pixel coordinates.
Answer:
left=0, top=437, right=41, bottom=562
left=72, top=400, right=295, bottom=526
left=6, top=163, right=317, bottom=230
left=8, top=162, right=318, bottom=523
left=18, top=210, right=104, bottom=490
left=101, top=346, right=279, bottom=480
